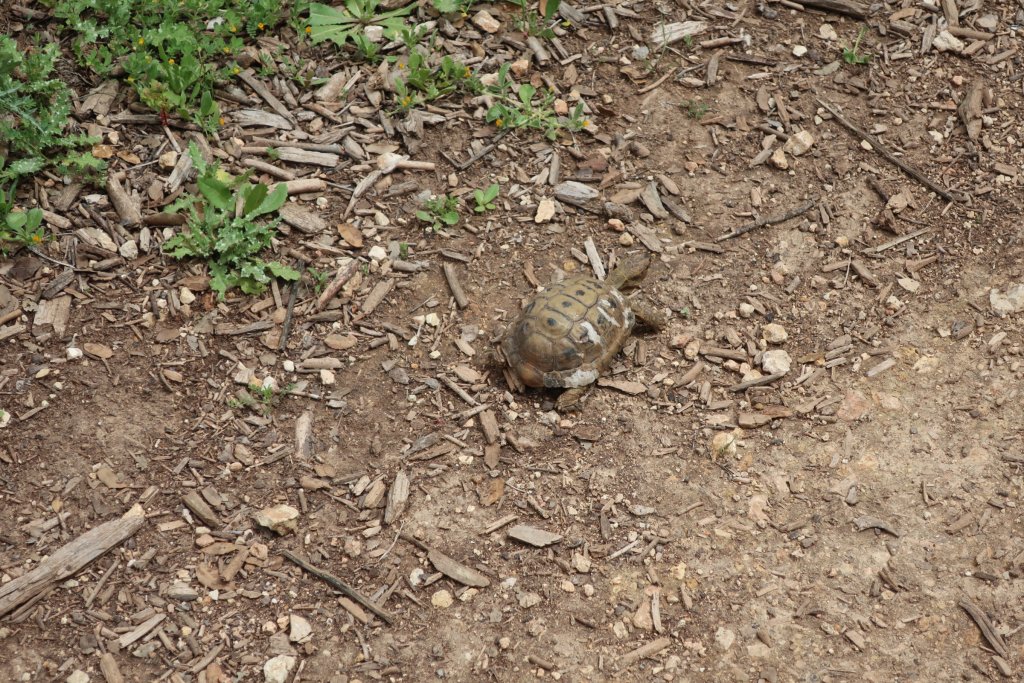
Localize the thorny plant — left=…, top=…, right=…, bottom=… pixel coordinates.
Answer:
left=162, top=142, right=300, bottom=298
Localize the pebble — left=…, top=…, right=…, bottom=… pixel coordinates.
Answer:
left=607, top=218, right=625, bottom=232
left=66, top=672, right=90, bottom=683
left=368, top=245, right=388, bottom=262
left=618, top=233, right=634, bottom=247
left=897, top=277, right=920, bottom=293
left=792, top=45, right=807, bottom=57
left=282, top=360, right=295, bottom=372
left=431, top=590, right=453, bottom=608
left=932, top=30, right=965, bottom=53
left=118, top=240, right=139, bottom=260
left=761, top=349, right=792, bottom=375
left=711, top=432, right=737, bottom=459
left=158, top=151, right=178, bottom=169
left=471, top=9, right=501, bottom=33
left=990, top=284, right=1024, bottom=317
left=582, top=584, right=595, bottom=597
left=559, top=580, right=575, bottom=593
left=179, top=287, right=196, bottom=305
left=510, top=58, right=530, bottom=77
left=770, top=148, right=789, bottom=170
left=518, top=591, right=543, bottom=608
left=762, top=323, right=788, bottom=344
left=289, top=614, right=312, bottom=643
left=738, top=303, right=754, bottom=318
left=263, top=655, right=296, bottom=683
left=66, top=346, right=83, bottom=361
left=534, top=198, right=556, bottom=223
left=783, top=130, right=815, bottom=156
left=714, top=627, right=736, bottom=651
left=253, top=504, right=300, bottom=535
left=819, top=23, right=838, bottom=41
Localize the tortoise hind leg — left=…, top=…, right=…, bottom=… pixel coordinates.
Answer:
left=630, top=299, right=667, bottom=331
left=555, top=386, right=588, bottom=412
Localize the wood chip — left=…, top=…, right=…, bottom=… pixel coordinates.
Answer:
left=507, top=524, right=562, bottom=547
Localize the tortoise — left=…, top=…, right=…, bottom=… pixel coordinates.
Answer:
left=496, top=254, right=665, bottom=411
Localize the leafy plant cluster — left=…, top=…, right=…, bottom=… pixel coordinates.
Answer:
left=162, top=143, right=299, bottom=297
left=484, top=63, right=587, bottom=140
left=0, top=36, right=103, bottom=248
left=49, top=0, right=284, bottom=131
left=842, top=26, right=871, bottom=65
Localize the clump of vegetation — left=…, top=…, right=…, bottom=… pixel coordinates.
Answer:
left=306, top=0, right=413, bottom=49
left=162, top=143, right=300, bottom=297
left=484, top=64, right=587, bottom=140
left=0, top=35, right=105, bottom=231
left=842, top=26, right=872, bottom=65
left=416, top=194, right=460, bottom=233
left=681, top=99, right=710, bottom=119
left=49, top=0, right=283, bottom=131
left=472, top=183, right=500, bottom=213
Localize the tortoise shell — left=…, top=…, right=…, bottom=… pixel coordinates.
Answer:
left=500, top=274, right=636, bottom=389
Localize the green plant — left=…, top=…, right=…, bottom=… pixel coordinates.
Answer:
left=472, top=183, right=499, bottom=213
left=306, top=0, right=414, bottom=49
left=483, top=64, right=587, bottom=140
left=229, top=382, right=293, bottom=414
left=681, top=99, right=709, bottom=119
left=393, top=51, right=480, bottom=111
left=416, top=194, right=459, bottom=232
left=1, top=208, right=47, bottom=252
left=306, top=266, right=330, bottom=294
left=431, top=0, right=474, bottom=16
left=398, top=241, right=410, bottom=259
left=842, top=27, right=871, bottom=65
left=0, top=36, right=105, bottom=192
left=163, top=142, right=300, bottom=297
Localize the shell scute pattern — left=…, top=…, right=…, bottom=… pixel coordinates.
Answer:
left=501, top=274, right=636, bottom=390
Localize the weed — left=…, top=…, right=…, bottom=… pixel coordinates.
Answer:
left=842, top=27, right=871, bottom=65
left=230, top=382, right=294, bottom=414
left=393, top=51, right=480, bottom=111
left=306, top=0, right=413, bottom=49
left=0, top=36, right=105, bottom=193
left=431, top=0, right=473, bottom=16
left=472, top=183, right=499, bottom=213
left=416, top=194, right=460, bottom=233
left=681, top=99, right=709, bottom=119
left=306, top=266, right=330, bottom=294
left=484, top=63, right=587, bottom=140
left=162, top=142, right=300, bottom=297
left=398, top=241, right=410, bottom=259
left=1, top=208, right=47, bottom=252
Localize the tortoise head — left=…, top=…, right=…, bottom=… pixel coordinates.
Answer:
left=607, top=254, right=654, bottom=291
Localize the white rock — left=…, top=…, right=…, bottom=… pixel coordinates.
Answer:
left=897, top=277, right=920, bottom=293
left=770, top=148, right=789, bottom=170
left=762, top=323, right=788, bottom=344
left=282, top=360, right=295, bottom=372
left=783, top=130, right=815, bottom=156
left=932, top=30, right=965, bottom=53
left=819, top=23, right=838, bottom=41
left=792, top=45, right=808, bottom=57
left=66, top=346, right=84, bottom=361
left=762, top=349, right=792, bottom=375
left=738, top=303, right=755, bottom=318
left=368, top=245, right=388, bottom=262
left=118, top=240, right=139, bottom=260
left=67, top=672, right=90, bottom=683
left=431, top=589, right=453, bottom=608
left=534, top=198, right=556, bottom=223
left=289, top=614, right=313, bottom=643
left=472, top=9, right=501, bottom=33
left=990, top=284, right=1024, bottom=317
left=711, top=432, right=737, bottom=459
left=320, top=369, right=335, bottom=385
left=363, top=25, right=384, bottom=42
left=159, top=151, right=178, bottom=169
left=253, top=505, right=300, bottom=535
left=715, top=627, right=736, bottom=651
left=263, top=655, right=296, bottom=683
left=179, top=287, right=196, bottom=305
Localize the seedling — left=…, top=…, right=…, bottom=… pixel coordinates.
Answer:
left=473, top=183, right=500, bottom=213
left=1, top=208, right=47, bottom=252
left=163, top=142, right=299, bottom=297
left=416, top=194, right=460, bottom=232
left=842, top=26, right=871, bottom=65
left=681, top=99, right=710, bottom=119
left=306, top=0, right=414, bottom=49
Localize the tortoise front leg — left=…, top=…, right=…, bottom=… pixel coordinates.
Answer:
left=630, top=299, right=667, bottom=331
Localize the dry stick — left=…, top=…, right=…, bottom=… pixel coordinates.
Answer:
left=958, top=597, right=1009, bottom=658
left=716, top=199, right=817, bottom=241
left=816, top=98, right=960, bottom=202
left=281, top=549, right=396, bottom=624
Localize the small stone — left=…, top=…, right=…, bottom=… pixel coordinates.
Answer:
left=166, top=581, right=199, bottom=601
left=897, top=277, right=920, bottom=293
left=819, top=23, right=838, bottom=41
left=179, top=287, right=196, bottom=305
left=792, top=45, right=807, bottom=57
left=571, top=553, right=592, bottom=573
left=990, top=284, right=1024, bottom=317
left=534, top=198, right=556, bottom=223
left=510, top=58, right=530, bottom=77
left=836, top=389, right=870, bottom=421
left=770, top=148, right=789, bottom=170
left=119, top=240, right=139, bottom=260
left=761, top=349, right=791, bottom=375
left=66, top=346, right=83, bottom=361
left=738, top=303, right=754, bottom=318
left=518, top=591, right=543, bottom=608
left=711, top=432, right=737, bottom=459
left=263, top=655, right=296, bottom=683
left=559, top=580, right=575, bottom=593
left=618, top=233, right=634, bottom=247
left=715, top=627, right=736, bottom=651
left=860, top=140, right=873, bottom=151
left=67, top=672, right=90, bottom=683
left=498, top=637, right=512, bottom=649
left=324, top=334, right=357, bottom=350
left=932, top=30, right=965, bottom=53
left=607, top=218, right=625, bottom=232
left=471, top=9, right=501, bottom=33
left=253, top=504, right=300, bottom=535
left=683, top=339, right=700, bottom=360
left=582, top=583, right=595, bottom=597
left=159, top=151, right=178, bottom=169
left=289, top=614, right=312, bottom=643
left=431, top=590, right=454, bottom=608
left=553, top=99, right=569, bottom=116
left=368, top=245, right=388, bottom=262
left=762, top=323, right=788, bottom=344
left=783, top=130, right=815, bottom=156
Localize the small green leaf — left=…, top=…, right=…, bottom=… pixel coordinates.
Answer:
left=242, top=183, right=269, bottom=216
left=197, top=176, right=233, bottom=212
left=518, top=84, right=536, bottom=106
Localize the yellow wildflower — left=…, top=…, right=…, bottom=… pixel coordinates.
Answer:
left=258, top=22, right=265, bottom=30
left=495, top=118, right=504, bottom=128
left=168, top=58, right=175, bottom=65
left=305, top=26, right=312, bottom=33
left=138, top=38, right=145, bottom=45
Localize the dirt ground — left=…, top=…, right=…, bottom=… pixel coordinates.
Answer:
left=2, top=0, right=1024, bottom=682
